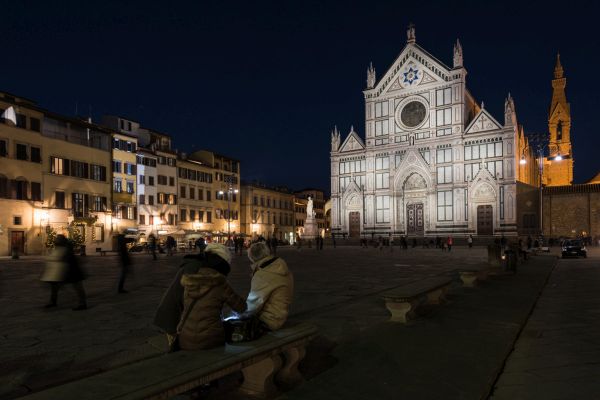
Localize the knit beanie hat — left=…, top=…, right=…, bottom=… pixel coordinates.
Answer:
left=204, top=243, right=232, bottom=265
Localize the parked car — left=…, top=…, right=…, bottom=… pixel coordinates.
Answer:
left=561, top=239, right=587, bottom=258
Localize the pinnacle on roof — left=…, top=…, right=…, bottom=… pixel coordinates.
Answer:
left=554, top=53, right=564, bottom=79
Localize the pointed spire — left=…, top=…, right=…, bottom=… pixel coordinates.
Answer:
left=366, top=62, right=376, bottom=89
left=331, top=125, right=341, bottom=152
left=406, top=23, right=416, bottom=44
left=453, top=39, right=463, bottom=67
left=554, top=52, right=564, bottom=79
left=481, top=101, right=485, bottom=109
left=350, top=125, right=355, bottom=134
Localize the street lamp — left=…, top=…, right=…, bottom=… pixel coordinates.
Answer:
left=219, top=176, right=238, bottom=243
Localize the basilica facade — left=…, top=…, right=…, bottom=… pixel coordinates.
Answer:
left=330, top=26, right=539, bottom=238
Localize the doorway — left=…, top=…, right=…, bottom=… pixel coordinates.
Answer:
left=10, top=231, right=25, bottom=254
left=348, top=212, right=361, bottom=238
left=406, top=203, right=424, bottom=235
left=477, top=205, right=493, bottom=235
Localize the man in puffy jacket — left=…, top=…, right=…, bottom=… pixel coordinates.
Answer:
left=246, top=242, right=294, bottom=331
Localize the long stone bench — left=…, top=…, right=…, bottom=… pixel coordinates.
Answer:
left=19, top=323, right=318, bottom=400
left=381, top=276, right=453, bottom=323
left=458, top=266, right=505, bottom=287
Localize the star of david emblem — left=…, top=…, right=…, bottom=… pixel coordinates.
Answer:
left=403, top=67, right=419, bottom=85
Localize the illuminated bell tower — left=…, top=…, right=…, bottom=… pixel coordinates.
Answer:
left=543, top=53, right=574, bottom=186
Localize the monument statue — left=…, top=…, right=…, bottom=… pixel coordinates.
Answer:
left=307, top=196, right=314, bottom=218
left=302, top=195, right=318, bottom=239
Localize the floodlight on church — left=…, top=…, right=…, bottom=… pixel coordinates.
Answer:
left=519, top=156, right=527, bottom=165
left=555, top=153, right=563, bottom=161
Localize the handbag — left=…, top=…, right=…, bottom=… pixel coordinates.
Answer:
left=168, top=298, right=199, bottom=353
left=223, top=315, right=265, bottom=343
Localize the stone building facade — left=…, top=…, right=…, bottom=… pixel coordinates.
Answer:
left=330, top=26, right=538, bottom=239
left=240, top=183, right=294, bottom=242
left=543, top=184, right=600, bottom=239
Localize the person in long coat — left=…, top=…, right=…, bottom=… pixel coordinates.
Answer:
left=40, top=235, right=87, bottom=310
left=154, top=243, right=246, bottom=349
left=117, top=234, right=131, bottom=293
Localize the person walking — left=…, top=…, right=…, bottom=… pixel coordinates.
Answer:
left=378, top=236, right=384, bottom=251
left=467, top=234, right=473, bottom=249
left=332, top=233, right=337, bottom=249
left=117, top=234, right=131, bottom=294
left=270, top=236, right=278, bottom=255
left=166, top=236, right=176, bottom=256
left=40, top=235, right=87, bottom=310
left=447, top=236, right=454, bottom=252
left=149, top=234, right=158, bottom=260
left=319, top=235, right=324, bottom=250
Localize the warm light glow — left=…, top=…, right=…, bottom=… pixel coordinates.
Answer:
left=555, top=153, right=563, bottom=161
left=218, top=190, right=224, bottom=195
left=234, top=189, right=239, bottom=194
left=519, top=157, right=527, bottom=165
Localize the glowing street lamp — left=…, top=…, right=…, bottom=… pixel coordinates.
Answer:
left=554, top=152, right=563, bottom=161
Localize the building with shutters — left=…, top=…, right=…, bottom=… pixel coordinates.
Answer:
left=0, top=91, right=113, bottom=255
left=240, top=182, right=294, bottom=242
left=330, top=26, right=540, bottom=239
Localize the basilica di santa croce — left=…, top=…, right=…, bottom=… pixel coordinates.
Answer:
left=330, top=26, right=541, bottom=239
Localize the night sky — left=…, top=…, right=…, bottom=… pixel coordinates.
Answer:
left=2, top=1, right=599, bottom=192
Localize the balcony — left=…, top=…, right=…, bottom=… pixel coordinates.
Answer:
left=113, top=192, right=135, bottom=204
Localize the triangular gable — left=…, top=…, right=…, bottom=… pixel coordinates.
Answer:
left=371, top=43, right=452, bottom=96
left=469, top=167, right=497, bottom=199
left=464, top=108, right=503, bottom=134
left=342, top=179, right=362, bottom=197
left=549, top=102, right=569, bottom=121
left=338, top=130, right=365, bottom=152
left=392, top=148, right=434, bottom=189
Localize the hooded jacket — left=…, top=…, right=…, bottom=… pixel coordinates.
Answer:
left=247, top=256, right=294, bottom=331
left=178, top=267, right=246, bottom=350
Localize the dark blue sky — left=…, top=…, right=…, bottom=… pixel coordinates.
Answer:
left=2, top=1, right=598, bottom=191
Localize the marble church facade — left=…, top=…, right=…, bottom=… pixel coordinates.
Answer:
left=330, top=27, right=537, bottom=238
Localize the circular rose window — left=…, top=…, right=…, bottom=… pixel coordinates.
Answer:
left=400, top=101, right=427, bottom=128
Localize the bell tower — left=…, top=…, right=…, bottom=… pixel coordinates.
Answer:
left=543, top=54, right=574, bottom=186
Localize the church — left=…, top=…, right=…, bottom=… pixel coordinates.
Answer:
left=330, top=26, right=540, bottom=239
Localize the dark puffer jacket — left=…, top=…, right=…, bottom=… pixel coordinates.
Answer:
left=178, top=268, right=246, bottom=350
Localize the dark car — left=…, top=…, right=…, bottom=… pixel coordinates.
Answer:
left=561, top=239, right=587, bottom=258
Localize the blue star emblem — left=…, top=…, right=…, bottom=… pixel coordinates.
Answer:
left=403, top=67, right=419, bottom=85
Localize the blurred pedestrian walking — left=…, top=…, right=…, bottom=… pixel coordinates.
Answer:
left=117, top=234, right=131, bottom=294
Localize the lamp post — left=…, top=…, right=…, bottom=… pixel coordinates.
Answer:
left=218, top=176, right=238, bottom=243
left=519, top=135, right=569, bottom=237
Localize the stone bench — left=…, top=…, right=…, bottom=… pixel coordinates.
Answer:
left=458, top=266, right=505, bottom=287
left=381, top=276, right=453, bottom=323
left=95, top=247, right=107, bottom=256
left=19, top=322, right=318, bottom=400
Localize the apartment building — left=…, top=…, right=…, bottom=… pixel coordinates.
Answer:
left=177, top=155, right=215, bottom=241
left=240, top=183, right=294, bottom=242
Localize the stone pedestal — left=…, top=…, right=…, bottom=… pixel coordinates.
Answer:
left=302, top=216, right=319, bottom=240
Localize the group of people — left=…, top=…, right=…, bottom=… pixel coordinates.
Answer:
left=153, top=241, right=294, bottom=350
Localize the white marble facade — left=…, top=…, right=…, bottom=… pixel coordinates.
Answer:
left=330, top=27, right=519, bottom=238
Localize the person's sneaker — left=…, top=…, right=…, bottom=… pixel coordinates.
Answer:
left=44, top=303, right=57, bottom=308
left=72, top=305, right=87, bottom=311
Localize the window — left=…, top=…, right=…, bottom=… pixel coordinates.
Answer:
left=436, top=108, right=452, bottom=126
left=206, top=190, right=211, bottom=201
left=30, top=146, right=41, bottom=163
left=139, top=194, right=145, bottom=205
left=436, top=88, right=452, bottom=106
left=437, top=190, right=453, bottom=221
left=31, top=182, right=41, bottom=201
left=71, top=160, right=88, bottom=179
left=180, top=209, right=187, bottom=222
left=55, top=191, right=65, bottom=208
left=486, top=160, right=503, bottom=179
left=376, top=172, right=389, bottom=189
left=168, top=213, right=175, bottom=225
left=148, top=176, right=155, bottom=186
left=16, top=113, right=26, bottom=128
left=189, top=187, right=195, bottom=200
left=113, top=160, right=122, bottom=173
left=72, top=193, right=85, bottom=217
left=419, top=148, right=430, bottom=164
left=15, top=180, right=28, bottom=200
left=190, top=210, right=196, bottom=221
left=93, top=196, right=106, bottom=212
left=158, top=193, right=166, bottom=204
left=464, top=163, right=480, bottom=181
left=375, top=155, right=389, bottom=170
left=91, top=164, right=106, bottom=181
left=148, top=195, right=154, bottom=205
left=113, top=179, right=122, bottom=193
left=124, top=163, right=135, bottom=175
left=168, top=194, right=176, bottom=205
left=0, top=175, right=8, bottom=198
left=157, top=175, right=167, bottom=185
left=198, top=189, right=204, bottom=200
left=13, top=216, right=22, bottom=225
left=465, top=141, right=503, bottom=160
left=127, top=206, right=135, bottom=220
left=339, top=176, right=351, bottom=192
left=464, top=188, right=468, bottom=221
left=375, top=120, right=389, bottom=136
left=0, top=139, right=6, bottom=157
left=415, top=131, right=430, bottom=140
left=253, top=196, right=258, bottom=205
left=169, top=177, right=175, bottom=186
left=436, top=148, right=452, bottom=164
left=436, top=128, right=452, bottom=137
left=180, top=185, right=186, bottom=198
left=375, top=101, right=388, bottom=118
left=376, top=195, right=390, bottom=223
left=437, top=166, right=452, bottom=184
left=16, top=143, right=27, bottom=160
left=139, top=175, right=145, bottom=185
left=139, top=214, right=146, bottom=225
left=206, top=211, right=212, bottom=223
left=30, top=117, right=40, bottom=132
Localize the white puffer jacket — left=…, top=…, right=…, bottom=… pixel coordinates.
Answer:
left=247, top=256, right=294, bottom=330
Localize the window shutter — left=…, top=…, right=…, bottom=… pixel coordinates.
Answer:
left=64, top=159, right=70, bottom=176
left=84, top=194, right=89, bottom=216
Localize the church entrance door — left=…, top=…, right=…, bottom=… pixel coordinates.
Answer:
left=348, top=212, right=361, bottom=238
left=406, top=203, right=424, bottom=235
left=477, top=205, right=493, bottom=235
